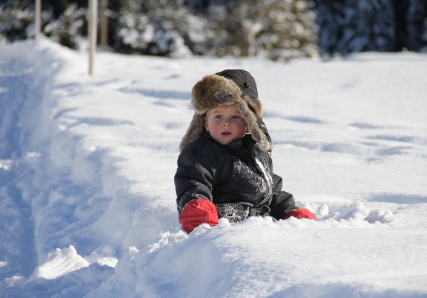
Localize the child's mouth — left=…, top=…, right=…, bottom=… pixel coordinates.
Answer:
left=222, top=132, right=231, bottom=135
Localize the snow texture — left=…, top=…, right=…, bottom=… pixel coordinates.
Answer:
left=0, top=38, right=427, bottom=297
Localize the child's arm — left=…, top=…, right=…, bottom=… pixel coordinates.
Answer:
left=269, top=174, right=316, bottom=220
left=174, top=144, right=221, bottom=232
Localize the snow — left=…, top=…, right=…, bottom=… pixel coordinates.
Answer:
left=1, top=38, right=427, bottom=297
left=30, top=245, right=89, bottom=280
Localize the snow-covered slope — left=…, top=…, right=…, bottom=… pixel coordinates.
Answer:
left=1, top=39, right=427, bottom=297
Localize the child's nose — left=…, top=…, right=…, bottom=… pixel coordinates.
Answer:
left=222, top=120, right=231, bottom=126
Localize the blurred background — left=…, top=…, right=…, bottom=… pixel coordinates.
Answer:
left=0, top=0, right=426, bottom=60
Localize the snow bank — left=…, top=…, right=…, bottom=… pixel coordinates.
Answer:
left=1, top=39, right=427, bottom=297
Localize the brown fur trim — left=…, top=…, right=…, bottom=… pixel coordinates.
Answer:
left=191, top=74, right=242, bottom=114
left=179, top=114, right=205, bottom=151
left=235, top=99, right=271, bottom=151
left=242, top=95, right=263, bottom=117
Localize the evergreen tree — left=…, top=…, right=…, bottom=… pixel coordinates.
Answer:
left=0, top=0, right=87, bottom=50
left=1, top=0, right=319, bottom=60
left=393, top=0, right=410, bottom=51
left=0, top=0, right=46, bottom=44
left=114, top=0, right=210, bottom=57
left=315, top=0, right=346, bottom=56
left=335, top=0, right=396, bottom=55
left=43, top=4, right=88, bottom=50
left=205, top=0, right=318, bottom=60
left=406, top=0, right=427, bottom=51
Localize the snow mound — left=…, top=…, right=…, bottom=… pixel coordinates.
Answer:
left=1, top=39, right=427, bottom=297
left=30, top=246, right=89, bottom=280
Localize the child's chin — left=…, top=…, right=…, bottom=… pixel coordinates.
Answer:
left=220, top=139, right=235, bottom=145
left=213, top=134, right=236, bottom=145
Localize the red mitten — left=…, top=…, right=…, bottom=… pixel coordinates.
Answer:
left=179, top=199, right=219, bottom=233
left=284, top=208, right=316, bottom=220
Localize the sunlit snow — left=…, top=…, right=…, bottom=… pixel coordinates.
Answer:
left=0, top=38, right=427, bottom=297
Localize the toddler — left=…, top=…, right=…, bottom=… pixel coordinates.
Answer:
left=174, top=69, right=315, bottom=233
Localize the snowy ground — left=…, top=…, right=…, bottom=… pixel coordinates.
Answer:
left=1, top=38, right=427, bottom=298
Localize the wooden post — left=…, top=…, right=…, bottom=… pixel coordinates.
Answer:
left=35, top=0, right=41, bottom=38
left=88, top=0, right=98, bottom=76
left=100, top=0, right=108, bottom=51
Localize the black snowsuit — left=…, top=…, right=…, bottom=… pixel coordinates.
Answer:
left=175, top=131, right=297, bottom=223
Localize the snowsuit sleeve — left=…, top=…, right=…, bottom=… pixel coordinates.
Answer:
left=268, top=173, right=298, bottom=220
left=174, top=139, right=223, bottom=213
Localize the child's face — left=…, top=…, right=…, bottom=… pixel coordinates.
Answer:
left=204, top=104, right=248, bottom=146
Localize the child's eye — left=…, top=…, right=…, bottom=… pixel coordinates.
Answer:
left=215, top=115, right=222, bottom=119
left=232, top=115, right=240, bottom=119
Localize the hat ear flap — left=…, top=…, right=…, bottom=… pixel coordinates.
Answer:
left=179, top=114, right=206, bottom=151
left=249, top=121, right=271, bottom=151
left=235, top=100, right=271, bottom=151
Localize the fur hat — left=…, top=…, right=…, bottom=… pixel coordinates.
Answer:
left=179, top=69, right=272, bottom=152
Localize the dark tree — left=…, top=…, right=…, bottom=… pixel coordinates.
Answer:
left=337, top=0, right=396, bottom=55
left=406, top=0, right=427, bottom=51
left=393, top=0, right=410, bottom=51
left=315, top=0, right=347, bottom=56
left=315, top=0, right=427, bottom=55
